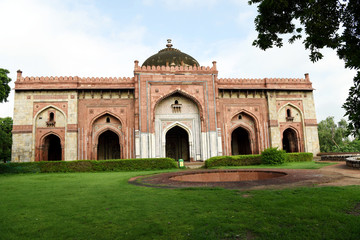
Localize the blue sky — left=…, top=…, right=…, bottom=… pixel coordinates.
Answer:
left=0, top=0, right=356, bottom=122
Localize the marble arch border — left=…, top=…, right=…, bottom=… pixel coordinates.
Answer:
left=161, top=121, right=194, bottom=161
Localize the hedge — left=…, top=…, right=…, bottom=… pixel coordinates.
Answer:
left=0, top=158, right=178, bottom=174
left=205, top=152, right=313, bottom=168
left=285, top=152, right=313, bottom=162
left=205, top=155, right=262, bottom=168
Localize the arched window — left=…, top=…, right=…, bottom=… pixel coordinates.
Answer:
left=106, top=117, right=110, bottom=123
left=238, top=114, right=242, bottom=120
left=171, top=100, right=182, bottom=113
left=286, top=109, right=291, bottom=117
left=46, top=112, right=56, bottom=127
left=286, top=108, right=294, bottom=121
left=49, top=112, right=55, bottom=121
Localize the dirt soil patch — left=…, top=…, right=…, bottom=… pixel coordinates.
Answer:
left=129, top=162, right=360, bottom=190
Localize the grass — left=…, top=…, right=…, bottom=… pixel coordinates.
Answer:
left=213, top=161, right=337, bottom=170
left=0, top=167, right=359, bottom=240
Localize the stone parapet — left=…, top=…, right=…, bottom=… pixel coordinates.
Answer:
left=15, top=72, right=135, bottom=90
left=217, top=75, right=313, bottom=91
left=134, top=60, right=218, bottom=75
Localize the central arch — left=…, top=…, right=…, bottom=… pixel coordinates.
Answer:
left=43, top=134, right=62, bottom=161
left=155, top=92, right=201, bottom=161
left=231, top=127, right=251, bottom=155
left=166, top=126, right=190, bottom=161
left=282, top=128, right=299, bottom=153
left=97, top=130, right=120, bottom=160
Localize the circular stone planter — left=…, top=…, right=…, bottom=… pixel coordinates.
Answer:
left=170, top=170, right=286, bottom=182
left=346, top=157, right=360, bottom=169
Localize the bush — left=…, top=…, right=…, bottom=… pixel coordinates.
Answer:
left=286, top=152, right=313, bottom=162
left=0, top=158, right=177, bottom=174
left=261, top=147, right=286, bottom=165
left=205, top=155, right=261, bottom=168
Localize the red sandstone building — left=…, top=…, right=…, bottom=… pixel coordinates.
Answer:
left=11, top=40, right=320, bottom=162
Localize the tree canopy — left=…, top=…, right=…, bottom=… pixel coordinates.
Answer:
left=249, top=0, right=360, bottom=137
left=0, top=68, right=11, bottom=103
left=0, top=117, right=12, bottom=163
left=318, top=116, right=360, bottom=152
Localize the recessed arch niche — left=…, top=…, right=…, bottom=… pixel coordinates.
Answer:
left=154, top=93, right=202, bottom=161
left=229, top=111, right=259, bottom=155
left=282, top=128, right=299, bottom=153
left=91, top=113, right=123, bottom=160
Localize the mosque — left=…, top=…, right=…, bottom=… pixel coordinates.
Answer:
left=11, top=40, right=320, bottom=162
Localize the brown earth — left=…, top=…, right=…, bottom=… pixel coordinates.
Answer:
left=128, top=162, right=360, bottom=190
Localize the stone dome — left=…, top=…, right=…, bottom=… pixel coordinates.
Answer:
left=142, top=40, right=200, bottom=67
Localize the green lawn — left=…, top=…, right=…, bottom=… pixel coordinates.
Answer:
left=0, top=169, right=359, bottom=240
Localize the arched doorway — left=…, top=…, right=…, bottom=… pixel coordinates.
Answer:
left=231, top=127, right=251, bottom=155
left=43, top=134, right=62, bottom=161
left=97, top=130, right=120, bottom=160
left=282, top=128, right=299, bottom=153
left=166, top=126, right=190, bottom=161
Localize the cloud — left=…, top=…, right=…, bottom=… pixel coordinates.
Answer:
left=0, top=0, right=353, bottom=124
left=199, top=35, right=355, bottom=122
left=0, top=0, right=152, bottom=117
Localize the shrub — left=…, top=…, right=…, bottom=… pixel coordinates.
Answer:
left=205, top=155, right=261, bottom=168
left=0, top=158, right=177, bottom=174
left=261, top=147, right=286, bottom=165
left=286, top=152, right=313, bottom=162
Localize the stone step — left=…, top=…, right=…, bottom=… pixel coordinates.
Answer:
left=184, top=161, right=205, bottom=169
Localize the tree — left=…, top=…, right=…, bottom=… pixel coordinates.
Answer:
left=0, top=117, right=13, bottom=163
left=0, top=68, right=11, bottom=103
left=318, top=117, right=349, bottom=152
left=249, top=0, right=360, bottom=137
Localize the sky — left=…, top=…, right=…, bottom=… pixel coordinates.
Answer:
left=0, top=0, right=356, bottom=123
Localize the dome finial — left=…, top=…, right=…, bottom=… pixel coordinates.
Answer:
left=166, top=39, right=173, bottom=48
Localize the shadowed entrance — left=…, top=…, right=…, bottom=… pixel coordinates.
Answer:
left=283, top=128, right=299, bottom=153
left=166, top=126, right=190, bottom=161
left=97, top=130, right=120, bottom=160
left=43, top=134, right=62, bottom=161
left=231, top=127, right=251, bottom=155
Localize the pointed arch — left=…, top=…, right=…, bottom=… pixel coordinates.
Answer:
left=34, top=105, right=67, bottom=122
left=165, top=126, right=190, bottom=161
left=162, top=121, right=193, bottom=143
left=161, top=121, right=194, bottom=161
left=231, top=126, right=252, bottom=155
left=89, top=110, right=124, bottom=128
left=231, top=109, right=260, bottom=126
left=90, top=112, right=124, bottom=160
left=39, top=130, right=64, bottom=144
left=93, top=126, right=123, bottom=145
left=39, top=132, right=64, bottom=161
left=153, top=89, right=204, bottom=121
left=97, top=130, right=121, bottom=160
left=229, top=109, right=261, bottom=154
left=278, top=102, right=304, bottom=119
left=282, top=127, right=300, bottom=153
